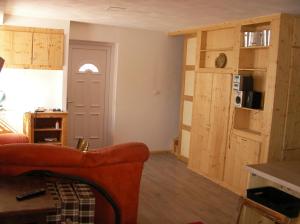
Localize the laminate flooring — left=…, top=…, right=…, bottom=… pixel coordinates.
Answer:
left=138, top=153, right=241, bottom=224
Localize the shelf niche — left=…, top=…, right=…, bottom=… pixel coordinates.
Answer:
left=199, top=27, right=235, bottom=69
left=234, top=108, right=263, bottom=136
left=34, top=118, right=61, bottom=129
left=239, top=48, right=269, bottom=70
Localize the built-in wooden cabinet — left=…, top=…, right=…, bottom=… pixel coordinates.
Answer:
left=172, top=13, right=300, bottom=195
left=0, top=26, right=64, bottom=70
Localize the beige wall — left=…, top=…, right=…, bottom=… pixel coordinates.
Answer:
left=70, top=22, right=183, bottom=151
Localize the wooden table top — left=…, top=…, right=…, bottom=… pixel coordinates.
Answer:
left=0, top=176, right=57, bottom=217
left=246, top=161, right=300, bottom=193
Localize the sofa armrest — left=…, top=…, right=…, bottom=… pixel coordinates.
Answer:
left=83, top=142, right=150, bottom=167
left=0, top=133, right=29, bottom=145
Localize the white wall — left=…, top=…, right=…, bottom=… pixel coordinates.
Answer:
left=70, top=22, right=183, bottom=151
left=0, top=69, right=63, bottom=132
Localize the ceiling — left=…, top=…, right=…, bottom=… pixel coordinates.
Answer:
left=1, top=0, right=300, bottom=32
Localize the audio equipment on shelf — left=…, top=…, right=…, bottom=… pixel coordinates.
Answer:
left=245, top=91, right=262, bottom=109
left=233, top=74, right=253, bottom=91
left=234, top=90, right=246, bottom=108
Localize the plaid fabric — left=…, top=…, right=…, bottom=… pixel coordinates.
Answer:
left=73, top=183, right=95, bottom=224
left=46, top=182, right=62, bottom=224
left=47, top=181, right=95, bottom=224
left=56, top=182, right=79, bottom=224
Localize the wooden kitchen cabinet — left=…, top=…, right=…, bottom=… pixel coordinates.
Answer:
left=0, top=30, right=32, bottom=66
left=223, top=134, right=261, bottom=194
left=0, top=30, right=13, bottom=64
left=13, top=31, right=33, bottom=65
left=32, top=32, right=64, bottom=69
left=0, top=25, right=64, bottom=70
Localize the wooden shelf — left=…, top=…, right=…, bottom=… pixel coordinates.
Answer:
left=181, top=124, right=191, bottom=131
left=200, top=47, right=234, bottom=52
left=37, top=142, right=62, bottom=146
left=232, top=128, right=262, bottom=142
left=34, top=128, right=62, bottom=132
left=198, top=67, right=234, bottom=74
left=235, top=107, right=263, bottom=112
left=238, top=68, right=267, bottom=72
left=240, top=46, right=269, bottom=49
left=183, top=95, right=193, bottom=101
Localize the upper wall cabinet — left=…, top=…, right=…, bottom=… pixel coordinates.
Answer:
left=32, top=33, right=64, bottom=68
left=0, top=26, right=64, bottom=70
left=0, top=30, right=32, bottom=66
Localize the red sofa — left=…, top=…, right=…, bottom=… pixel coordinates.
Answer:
left=0, top=141, right=149, bottom=224
left=0, top=133, right=29, bottom=144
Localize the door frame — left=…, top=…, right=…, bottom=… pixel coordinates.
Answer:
left=67, top=40, right=116, bottom=147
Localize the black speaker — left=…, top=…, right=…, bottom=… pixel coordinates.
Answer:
left=245, top=91, right=262, bottom=109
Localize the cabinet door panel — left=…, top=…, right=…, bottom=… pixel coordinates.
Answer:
left=0, top=30, right=13, bottom=64
left=207, top=73, right=232, bottom=179
left=13, top=31, right=32, bottom=65
left=189, top=73, right=231, bottom=180
left=188, top=126, right=210, bottom=173
left=32, top=33, right=49, bottom=65
left=33, top=32, right=64, bottom=68
left=191, top=73, right=213, bottom=127
left=224, top=134, right=261, bottom=194
left=188, top=73, right=213, bottom=173
left=48, top=34, right=64, bottom=67
left=285, top=49, right=300, bottom=150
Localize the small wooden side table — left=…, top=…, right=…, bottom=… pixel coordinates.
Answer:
left=0, top=176, right=57, bottom=224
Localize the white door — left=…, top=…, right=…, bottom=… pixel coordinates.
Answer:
left=67, top=41, right=112, bottom=148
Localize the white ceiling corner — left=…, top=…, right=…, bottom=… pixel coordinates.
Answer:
left=1, top=0, right=300, bottom=31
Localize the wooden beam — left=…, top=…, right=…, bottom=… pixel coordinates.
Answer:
left=169, top=13, right=281, bottom=36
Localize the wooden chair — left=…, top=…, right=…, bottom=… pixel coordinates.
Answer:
left=236, top=197, right=296, bottom=224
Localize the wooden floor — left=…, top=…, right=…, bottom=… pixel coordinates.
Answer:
left=138, top=153, right=241, bottom=224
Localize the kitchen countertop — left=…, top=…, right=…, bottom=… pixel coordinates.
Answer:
left=246, top=161, right=300, bottom=193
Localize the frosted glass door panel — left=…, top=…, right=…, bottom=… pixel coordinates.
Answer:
left=184, top=71, right=195, bottom=96
left=183, top=100, right=193, bottom=126
left=186, top=37, right=197, bottom=65
left=181, top=130, right=191, bottom=158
